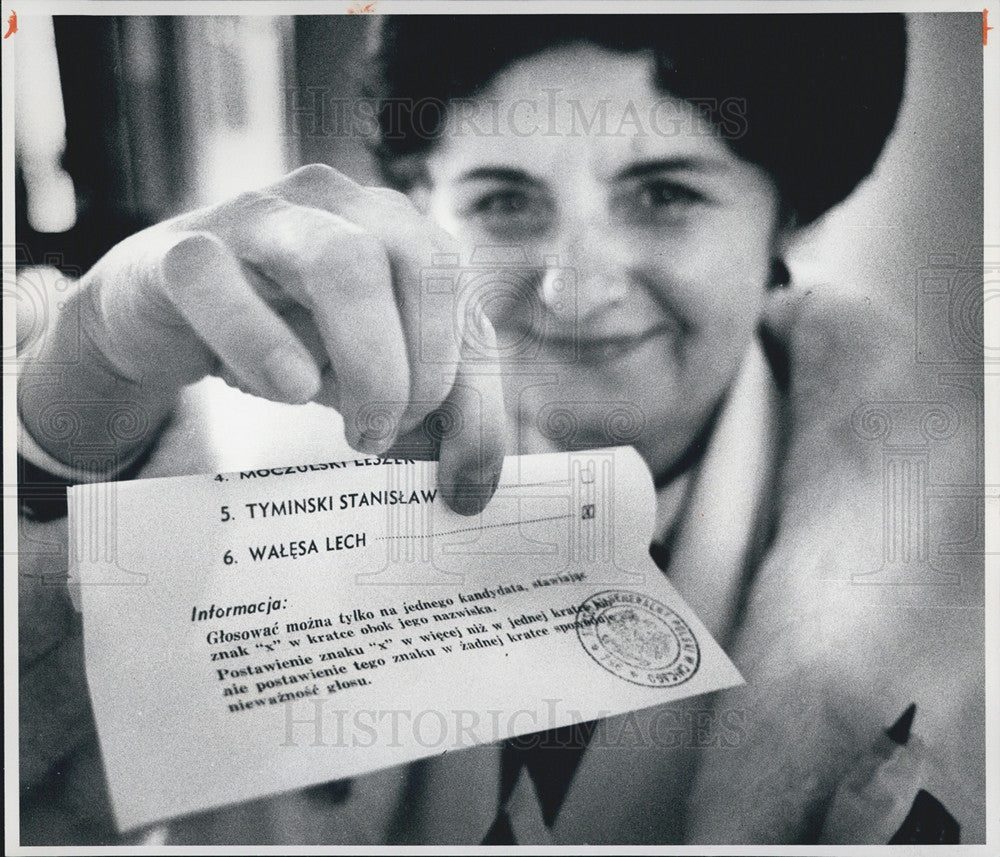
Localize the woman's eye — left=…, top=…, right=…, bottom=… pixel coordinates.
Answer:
left=621, top=180, right=705, bottom=224
left=637, top=181, right=702, bottom=210
left=467, top=190, right=551, bottom=237
left=475, top=190, right=530, bottom=215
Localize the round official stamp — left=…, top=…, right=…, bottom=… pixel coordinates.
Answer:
left=576, top=590, right=700, bottom=687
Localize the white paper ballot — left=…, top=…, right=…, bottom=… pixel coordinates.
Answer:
left=69, top=446, right=742, bottom=832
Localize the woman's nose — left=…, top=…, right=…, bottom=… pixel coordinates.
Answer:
left=538, top=225, right=632, bottom=322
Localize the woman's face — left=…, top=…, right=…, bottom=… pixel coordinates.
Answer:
left=418, top=45, right=782, bottom=476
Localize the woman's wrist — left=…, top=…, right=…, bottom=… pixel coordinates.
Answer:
left=17, top=282, right=179, bottom=487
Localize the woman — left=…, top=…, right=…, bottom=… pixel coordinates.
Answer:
left=17, top=13, right=982, bottom=845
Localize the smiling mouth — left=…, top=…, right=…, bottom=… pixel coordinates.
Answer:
left=500, top=322, right=675, bottom=362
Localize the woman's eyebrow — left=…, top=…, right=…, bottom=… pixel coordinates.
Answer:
left=613, top=157, right=731, bottom=181
left=456, top=166, right=539, bottom=185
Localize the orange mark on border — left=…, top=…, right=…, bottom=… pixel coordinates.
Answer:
left=3, top=10, right=17, bottom=39
left=985, top=9, right=993, bottom=46
left=348, top=1, right=378, bottom=13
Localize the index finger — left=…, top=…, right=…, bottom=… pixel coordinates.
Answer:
left=383, top=310, right=508, bottom=515
left=435, top=313, right=508, bottom=515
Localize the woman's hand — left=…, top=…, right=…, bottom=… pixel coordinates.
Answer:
left=20, top=164, right=507, bottom=514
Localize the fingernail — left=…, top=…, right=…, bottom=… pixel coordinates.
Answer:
left=264, top=346, right=318, bottom=403
left=448, top=463, right=501, bottom=516
left=356, top=426, right=393, bottom=455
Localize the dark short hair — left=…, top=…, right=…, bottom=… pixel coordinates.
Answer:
left=370, top=14, right=906, bottom=225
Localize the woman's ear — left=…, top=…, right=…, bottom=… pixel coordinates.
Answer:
left=768, top=215, right=799, bottom=290
left=769, top=259, right=791, bottom=289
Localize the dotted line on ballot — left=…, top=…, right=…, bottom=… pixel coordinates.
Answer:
left=496, top=480, right=571, bottom=489
left=374, top=512, right=574, bottom=540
